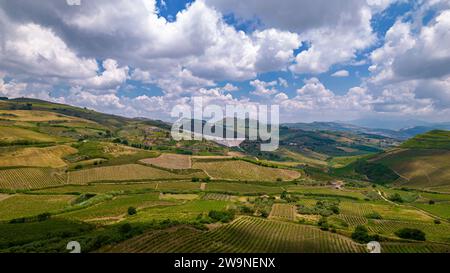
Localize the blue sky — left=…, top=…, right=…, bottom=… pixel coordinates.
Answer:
left=0, top=0, right=449, bottom=127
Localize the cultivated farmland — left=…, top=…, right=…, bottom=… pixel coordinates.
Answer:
left=67, top=164, right=207, bottom=184
left=269, top=204, right=297, bottom=221
left=102, top=216, right=367, bottom=253
left=0, top=168, right=66, bottom=190
left=0, top=194, right=74, bottom=220
left=140, top=154, right=191, bottom=169
left=0, top=145, right=77, bottom=168
left=0, top=125, right=64, bottom=144
left=192, top=160, right=300, bottom=181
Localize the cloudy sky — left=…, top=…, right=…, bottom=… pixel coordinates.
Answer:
left=0, top=0, right=449, bottom=125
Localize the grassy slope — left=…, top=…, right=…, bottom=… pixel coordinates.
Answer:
left=332, top=130, right=450, bottom=189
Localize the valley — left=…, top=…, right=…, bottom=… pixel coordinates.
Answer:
left=0, top=98, right=449, bottom=253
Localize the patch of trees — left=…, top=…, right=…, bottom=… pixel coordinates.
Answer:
left=388, top=193, right=404, bottom=203
left=127, top=207, right=137, bottom=216
left=9, top=212, right=52, bottom=224
left=280, top=191, right=300, bottom=203
left=297, top=200, right=340, bottom=217
left=365, top=212, right=383, bottom=220
left=351, top=225, right=380, bottom=244
left=208, top=210, right=235, bottom=223
left=395, top=228, right=426, bottom=241
left=112, top=138, right=152, bottom=150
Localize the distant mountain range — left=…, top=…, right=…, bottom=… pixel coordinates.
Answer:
left=282, top=121, right=450, bottom=140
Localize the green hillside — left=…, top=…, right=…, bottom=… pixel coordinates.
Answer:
left=331, top=130, right=450, bottom=189
left=401, top=130, right=450, bottom=149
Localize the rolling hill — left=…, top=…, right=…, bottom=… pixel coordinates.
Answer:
left=333, top=130, right=450, bottom=191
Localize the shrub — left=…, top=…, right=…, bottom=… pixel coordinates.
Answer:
left=37, top=213, right=51, bottom=222
left=239, top=206, right=254, bottom=214
left=260, top=210, right=269, bottom=218
left=394, top=228, right=426, bottom=241
left=127, top=207, right=137, bottom=216
left=351, top=225, right=378, bottom=244
left=318, top=217, right=329, bottom=231
left=388, top=193, right=403, bottom=203
left=365, top=212, right=382, bottom=220
left=119, top=223, right=132, bottom=234
left=208, top=210, right=235, bottom=223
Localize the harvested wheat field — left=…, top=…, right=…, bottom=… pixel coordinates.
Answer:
left=140, top=154, right=191, bottom=169
left=0, top=145, right=77, bottom=168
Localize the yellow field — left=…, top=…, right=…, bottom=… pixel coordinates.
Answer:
left=0, top=125, right=63, bottom=143
left=67, top=164, right=206, bottom=184
left=192, top=160, right=300, bottom=181
left=0, top=145, right=77, bottom=168
left=0, top=168, right=66, bottom=190
left=0, top=110, right=90, bottom=122
left=102, top=143, right=144, bottom=157
left=140, top=154, right=191, bottom=169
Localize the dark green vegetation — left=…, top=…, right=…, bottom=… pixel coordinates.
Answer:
left=395, top=228, right=426, bottom=241
left=0, top=98, right=449, bottom=253
left=351, top=225, right=379, bottom=244
left=401, top=130, right=450, bottom=149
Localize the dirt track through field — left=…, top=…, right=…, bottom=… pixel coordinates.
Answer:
left=0, top=194, right=13, bottom=202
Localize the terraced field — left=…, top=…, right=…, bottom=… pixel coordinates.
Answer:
left=333, top=214, right=368, bottom=227
left=0, top=168, right=66, bottom=190
left=60, top=193, right=167, bottom=222
left=269, top=204, right=296, bottom=221
left=33, top=182, right=160, bottom=194
left=0, top=194, right=74, bottom=220
left=202, top=193, right=232, bottom=201
left=102, top=216, right=367, bottom=253
left=286, top=185, right=366, bottom=200
left=67, top=164, right=207, bottom=184
left=157, top=181, right=204, bottom=191
left=413, top=202, right=450, bottom=219
left=206, top=182, right=283, bottom=195
left=140, top=154, right=191, bottom=169
left=0, top=145, right=77, bottom=168
left=339, top=201, right=434, bottom=223
left=367, top=219, right=450, bottom=243
left=192, top=160, right=300, bottom=181
left=128, top=200, right=232, bottom=222
left=381, top=242, right=450, bottom=253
